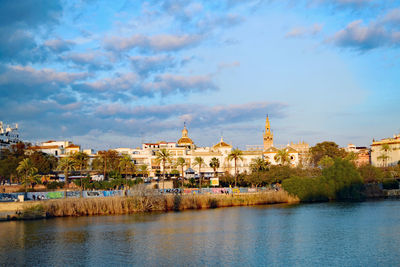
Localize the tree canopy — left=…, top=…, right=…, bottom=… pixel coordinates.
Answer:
left=310, top=141, right=347, bottom=166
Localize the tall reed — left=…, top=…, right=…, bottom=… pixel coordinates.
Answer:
left=23, top=190, right=298, bottom=218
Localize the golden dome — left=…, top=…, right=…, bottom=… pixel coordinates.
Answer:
left=177, top=137, right=193, bottom=145
left=177, top=123, right=194, bottom=145
left=212, top=136, right=232, bottom=149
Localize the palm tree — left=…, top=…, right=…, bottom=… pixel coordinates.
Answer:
left=17, top=158, right=38, bottom=192
left=97, top=150, right=121, bottom=180
left=57, top=157, right=77, bottom=187
left=193, top=156, right=205, bottom=189
left=119, top=155, right=135, bottom=188
left=155, top=148, right=172, bottom=191
left=176, top=157, right=186, bottom=187
left=274, top=149, right=291, bottom=165
left=378, top=144, right=391, bottom=167
left=228, top=148, right=243, bottom=187
left=250, top=157, right=268, bottom=173
left=139, top=164, right=148, bottom=178
left=209, top=157, right=220, bottom=177
left=72, top=152, right=89, bottom=191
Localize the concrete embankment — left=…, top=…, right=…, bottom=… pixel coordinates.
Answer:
left=0, top=191, right=298, bottom=221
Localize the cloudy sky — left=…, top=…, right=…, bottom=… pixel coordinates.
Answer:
left=1, top=0, right=399, bottom=150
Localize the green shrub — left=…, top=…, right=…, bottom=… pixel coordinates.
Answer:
left=282, top=176, right=332, bottom=202
left=282, top=158, right=364, bottom=202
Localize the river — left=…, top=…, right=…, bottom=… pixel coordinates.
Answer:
left=1, top=200, right=400, bottom=266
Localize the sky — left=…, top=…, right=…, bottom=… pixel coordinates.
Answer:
left=0, top=0, right=400, bottom=150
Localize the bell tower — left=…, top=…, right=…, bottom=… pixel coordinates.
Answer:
left=263, top=115, right=273, bottom=149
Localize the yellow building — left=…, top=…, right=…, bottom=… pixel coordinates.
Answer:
left=371, top=134, right=400, bottom=167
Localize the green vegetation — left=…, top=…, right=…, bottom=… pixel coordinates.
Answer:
left=209, top=157, right=220, bottom=177
left=17, top=158, right=40, bottom=192
left=193, top=156, right=205, bottom=188
left=228, top=148, right=244, bottom=187
left=155, top=148, right=172, bottom=191
left=175, top=157, right=186, bottom=187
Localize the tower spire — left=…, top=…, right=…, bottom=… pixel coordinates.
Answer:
left=263, top=114, right=273, bottom=150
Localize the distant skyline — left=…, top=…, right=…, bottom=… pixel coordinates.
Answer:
left=1, top=0, right=400, bottom=150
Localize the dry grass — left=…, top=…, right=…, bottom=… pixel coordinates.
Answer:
left=23, top=190, right=299, bottom=218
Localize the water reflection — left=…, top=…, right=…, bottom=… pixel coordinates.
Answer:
left=1, top=201, right=400, bottom=266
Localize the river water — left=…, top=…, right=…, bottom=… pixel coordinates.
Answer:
left=1, top=200, right=400, bottom=266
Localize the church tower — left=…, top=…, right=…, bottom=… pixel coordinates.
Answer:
left=177, top=122, right=194, bottom=149
left=263, top=115, right=273, bottom=149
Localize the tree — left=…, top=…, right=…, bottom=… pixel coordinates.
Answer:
left=72, top=152, right=89, bottom=191
left=228, top=149, right=243, bottom=187
left=0, top=142, right=28, bottom=183
left=176, top=157, right=186, bottom=187
left=29, top=151, right=58, bottom=174
left=318, top=155, right=334, bottom=169
left=378, top=144, right=391, bottom=167
left=57, top=157, right=77, bottom=187
left=209, top=157, right=220, bottom=177
left=17, top=158, right=39, bottom=192
left=322, top=158, right=364, bottom=200
left=250, top=157, right=268, bottom=173
left=119, top=155, right=135, bottom=188
left=97, top=150, right=121, bottom=180
left=155, top=148, right=172, bottom=191
left=193, top=156, right=205, bottom=189
left=310, top=141, right=347, bottom=166
left=245, top=172, right=265, bottom=188
left=274, top=149, right=291, bottom=166
left=358, top=164, right=383, bottom=183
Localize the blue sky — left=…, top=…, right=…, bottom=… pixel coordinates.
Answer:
left=1, top=0, right=399, bottom=150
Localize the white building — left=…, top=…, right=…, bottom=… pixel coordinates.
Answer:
left=0, top=122, right=21, bottom=149
left=27, top=140, right=82, bottom=157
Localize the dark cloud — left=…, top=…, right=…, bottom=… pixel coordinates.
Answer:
left=0, top=64, right=90, bottom=101
left=0, top=0, right=62, bottom=27
left=72, top=72, right=217, bottom=99
left=0, top=0, right=63, bottom=64
left=1, top=97, right=287, bottom=145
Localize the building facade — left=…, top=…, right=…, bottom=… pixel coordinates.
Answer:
left=0, top=122, right=21, bottom=150
left=371, top=134, right=400, bottom=167
left=345, top=144, right=370, bottom=167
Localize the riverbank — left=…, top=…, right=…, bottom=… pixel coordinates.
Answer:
left=1, top=190, right=298, bottom=220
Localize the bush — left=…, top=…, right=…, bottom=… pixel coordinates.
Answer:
left=282, top=158, right=364, bottom=202
left=322, top=158, right=364, bottom=201
left=382, top=179, right=399, bottom=190
left=282, top=176, right=333, bottom=202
